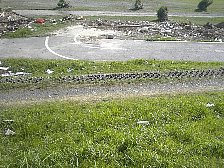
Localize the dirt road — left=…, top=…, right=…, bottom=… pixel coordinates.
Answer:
left=1, top=78, right=224, bottom=105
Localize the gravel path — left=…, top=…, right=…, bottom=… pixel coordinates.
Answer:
left=1, top=78, right=224, bottom=105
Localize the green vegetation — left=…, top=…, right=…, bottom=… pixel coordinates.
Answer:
left=133, top=0, right=143, bottom=10
left=196, top=0, right=213, bottom=12
left=0, top=0, right=223, bottom=13
left=157, top=6, right=168, bottom=22
left=1, top=91, right=224, bottom=167
left=57, top=0, right=70, bottom=9
left=1, top=58, right=223, bottom=90
left=1, top=58, right=224, bottom=77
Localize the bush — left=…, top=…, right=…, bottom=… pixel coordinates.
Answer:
left=134, top=0, right=143, bottom=10
left=157, top=6, right=168, bottom=22
left=57, top=0, right=70, bottom=8
left=197, top=0, right=213, bottom=11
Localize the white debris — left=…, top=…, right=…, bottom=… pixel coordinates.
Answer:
left=137, top=121, right=149, bottom=125
left=206, top=103, right=215, bottom=107
left=67, top=68, right=73, bottom=73
left=5, top=129, right=15, bottom=136
left=15, top=72, right=30, bottom=75
left=3, top=120, right=14, bottom=122
left=0, top=67, right=9, bottom=71
left=1, top=72, right=31, bottom=77
left=46, top=69, right=54, bottom=74
left=0, top=61, right=2, bottom=65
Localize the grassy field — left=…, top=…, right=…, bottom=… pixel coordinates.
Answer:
left=1, top=0, right=223, bottom=13
left=1, top=91, right=224, bottom=167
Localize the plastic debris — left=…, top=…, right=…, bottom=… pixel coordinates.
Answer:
left=35, top=18, right=45, bottom=24
left=206, top=103, right=215, bottom=107
left=137, top=121, right=149, bottom=125
left=3, top=120, right=14, bottom=122
left=67, top=68, right=73, bottom=73
left=4, top=128, right=15, bottom=136
left=0, top=67, right=9, bottom=71
left=46, top=69, right=54, bottom=74
left=1, top=72, right=31, bottom=77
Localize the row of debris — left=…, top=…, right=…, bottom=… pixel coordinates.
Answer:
left=84, top=19, right=224, bottom=42
left=0, top=65, right=31, bottom=77
left=1, top=68, right=223, bottom=84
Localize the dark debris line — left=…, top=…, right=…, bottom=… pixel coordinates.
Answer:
left=1, top=68, right=223, bottom=85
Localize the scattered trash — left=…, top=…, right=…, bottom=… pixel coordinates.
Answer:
left=0, top=61, right=2, bottom=65
left=137, top=121, right=149, bottom=125
left=46, top=69, right=54, bottom=74
left=0, top=8, right=33, bottom=37
left=84, top=19, right=224, bottom=42
left=206, top=103, right=215, bottom=107
left=35, top=18, right=45, bottom=24
left=1, top=72, right=31, bottom=77
left=76, top=16, right=84, bottom=20
left=4, top=128, right=15, bottom=136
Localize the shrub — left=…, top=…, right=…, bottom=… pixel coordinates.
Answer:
left=134, top=0, right=143, bottom=10
left=57, top=0, right=70, bottom=8
left=157, top=6, right=168, bottom=22
left=197, top=0, right=213, bottom=11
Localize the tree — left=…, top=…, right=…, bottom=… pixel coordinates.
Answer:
left=196, top=0, right=213, bottom=12
left=157, top=6, right=168, bottom=22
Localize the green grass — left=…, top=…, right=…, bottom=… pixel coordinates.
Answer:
left=1, top=58, right=224, bottom=77
left=1, top=91, right=224, bottom=167
left=1, top=0, right=223, bottom=13
left=1, top=58, right=223, bottom=90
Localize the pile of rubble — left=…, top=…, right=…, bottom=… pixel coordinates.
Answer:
left=84, top=19, right=224, bottom=42
left=1, top=68, right=223, bottom=85
left=0, top=8, right=33, bottom=37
